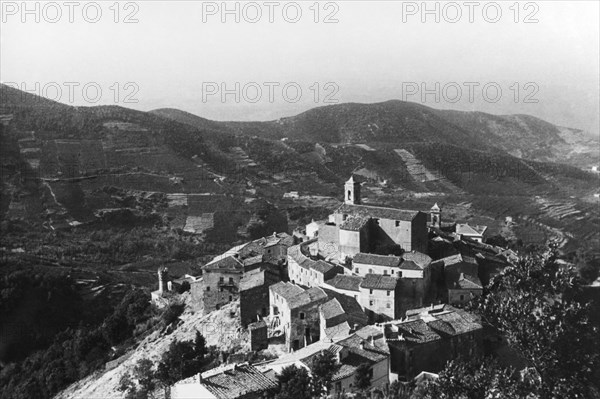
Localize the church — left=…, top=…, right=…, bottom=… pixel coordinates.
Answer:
left=317, top=176, right=429, bottom=261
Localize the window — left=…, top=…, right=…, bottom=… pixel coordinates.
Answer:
left=369, top=300, right=374, bottom=306
left=355, top=267, right=359, bottom=273
left=267, top=249, right=271, bottom=254
left=397, top=271, right=402, bottom=277
left=383, top=270, right=388, bottom=276
left=460, top=294, right=465, bottom=301
left=395, top=220, right=400, bottom=227
left=219, top=277, right=224, bottom=283
left=229, top=295, right=233, bottom=301
left=369, top=289, right=373, bottom=295
left=335, top=382, right=342, bottom=392
left=206, top=286, right=211, bottom=291
left=386, top=303, right=391, bottom=309
left=220, top=287, right=224, bottom=292
left=386, top=290, right=390, bottom=296
left=369, top=268, right=373, bottom=274
left=343, top=214, right=348, bottom=221
left=229, top=277, right=234, bottom=284
left=300, top=312, right=305, bottom=320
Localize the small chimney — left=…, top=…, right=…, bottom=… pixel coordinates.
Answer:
left=399, top=333, right=405, bottom=341
left=359, top=341, right=365, bottom=350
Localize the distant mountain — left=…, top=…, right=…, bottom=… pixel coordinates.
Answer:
left=152, top=100, right=599, bottom=169
left=433, top=110, right=599, bottom=168
left=2, top=83, right=598, bottom=255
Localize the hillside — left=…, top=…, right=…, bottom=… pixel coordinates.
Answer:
left=153, top=100, right=599, bottom=169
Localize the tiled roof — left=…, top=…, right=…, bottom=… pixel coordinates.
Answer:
left=287, top=287, right=328, bottom=309
left=336, top=203, right=423, bottom=222
left=360, top=274, right=398, bottom=291
left=402, top=251, right=432, bottom=269
left=456, top=223, right=488, bottom=236
left=269, top=341, right=344, bottom=367
left=203, top=255, right=243, bottom=271
left=339, top=215, right=370, bottom=231
left=353, top=253, right=402, bottom=268
left=437, top=253, right=477, bottom=267
left=312, top=260, right=337, bottom=274
left=337, top=334, right=389, bottom=363
left=435, top=310, right=482, bottom=334
left=240, top=268, right=278, bottom=291
left=325, top=274, right=363, bottom=292
left=393, top=319, right=441, bottom=344
left=200, top=363, right=277, bottom=399
left=324, top=321, right=352, bottom=340
left=456, top=274, right=483, bottom=290
left=243, top=255, right=264, bottom=267
left=320, top=298, right=346, bottom=320
left=270, top=281, right=304, bottom=301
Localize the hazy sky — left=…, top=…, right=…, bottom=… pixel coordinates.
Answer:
left=1, top=1, right=599, bottom=133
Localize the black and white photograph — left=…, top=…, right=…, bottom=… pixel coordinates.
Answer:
left=0, top=1, right=599, bottom=398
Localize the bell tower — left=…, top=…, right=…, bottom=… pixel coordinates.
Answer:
left=430, top=203, right=441, bottom=228
left=344, top=176, right=361, bottom=205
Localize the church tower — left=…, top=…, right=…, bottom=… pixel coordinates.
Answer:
left=430, top=203, right=441, bottom=228
left=344, top=176, right=361, bottom=205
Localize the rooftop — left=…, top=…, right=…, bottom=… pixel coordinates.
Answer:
left=270, top=281, right=304, bottom=301
left=353, top=253, right=402, bottom=268
left=456, top=223, right=488, bottom=236
left=203, top=255, right=244, bottom=271
left=402, top=251, right=432, bottom=269
left=339, top=215, right=371, bottom=231
left=311, top=260, right=337, bottom=274
left=455, top=273, right=483, bottom=290
left=336, top=203, right=423, bottom=223
left=200, top=363, right=277, bottom=399
left=360, top=274, right=398, bottom=291
left=325, top=274, right=363, bottom=292
left=287, top=287, right=329, bottom=309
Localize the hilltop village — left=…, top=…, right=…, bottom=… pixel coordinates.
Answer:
left=152, top=176, right=518, bottom=398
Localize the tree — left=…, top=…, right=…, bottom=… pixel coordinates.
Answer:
left=476, top=248, right=600, bottom=397
left=118, top=358, right=158, bottom=399
left=194, top=330, right=207, bottom=359
left=419, top=357, right=532, bottom=399
left=310, top=350, right=340, bottom=397
left=275, top=365, right=312, bottom=399
left=354, top=363, right=372, bottom=391
left=155, top=334, right=211, bottom=393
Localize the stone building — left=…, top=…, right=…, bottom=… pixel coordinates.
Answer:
left=248, top=320, right=268, bottom=351
left=201, top=256, right=245, bottom=315
left=171, top=363, right=277, bottom=399
left=239, top=267, right=280, bottom=327
left=387, top=304, right=483, bottom=380
left=455, top=223, right=488, bottom=243
left=260, top=333, right=390, bottom=396
left=319, top=294, right=368, bottom=341
left=316, top=176, right=428, bottom=260
left=269, top=282, right=329, bottom=351
left=287, top=239, right=343, bottom=287
left=447, top=273, right=483, bottom=305
left=358, top=274, right=401, bottom=322
left=323, top=274, right=363, bottom=299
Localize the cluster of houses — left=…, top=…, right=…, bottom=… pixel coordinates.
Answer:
left=153, top=176, right=517, bottom=398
